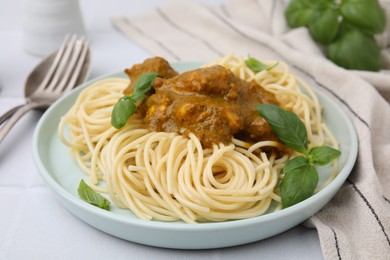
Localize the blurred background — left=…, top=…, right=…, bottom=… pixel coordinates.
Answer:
left=0, top=0, right=228, bottom=97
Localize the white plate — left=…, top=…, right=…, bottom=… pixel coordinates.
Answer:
left=32, top=63, right=358, bottom=249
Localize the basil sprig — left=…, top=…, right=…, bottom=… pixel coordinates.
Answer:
left=256, top=103, right=308, bottom=154
left=245, top=57, right=279, bottom=73
left=285, top=0, right=386, bottom=71
left=280, top=156, right=318, bottom=208
left=78, top=180, right=110, bottom=210
left=257, top=104, right=341, bottom=208
left=111, top=72, right=159, bottom=129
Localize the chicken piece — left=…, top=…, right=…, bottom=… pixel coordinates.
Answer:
left=123, top=57, right=177, bottom=95
left=144, top=91, right=243, bottom=148
left=157, top=65, right=239, bottom=100
left=237, top=79, right=279, bottom=141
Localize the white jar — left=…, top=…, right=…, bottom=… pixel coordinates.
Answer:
left=22, top=0, right=85, bottom=56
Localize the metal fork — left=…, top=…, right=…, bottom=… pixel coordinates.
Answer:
left=0, top=35, right=90, bottom=144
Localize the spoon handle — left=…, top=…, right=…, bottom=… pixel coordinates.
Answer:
left=0, top=101, right=48, bottom=144
left=0, top=104, right=24, bottom=125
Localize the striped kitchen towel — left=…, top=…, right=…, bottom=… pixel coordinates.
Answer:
left=112, top=0, right=390, bottom=259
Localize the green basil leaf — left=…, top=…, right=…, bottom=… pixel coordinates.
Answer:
left=285, top=0, right=333, bottom=27
left=283, top=155, right=311, bottom=173
left=111, top=72, right=158, bottom=129
left=309, top=8, right=340, bottom=44
left=327, top=25, right=381, bottom=71
left=280, top=156, right=318, bottom=208
left=132, top=72, right=159, bottom=98
left=111, top=96, right=136, bottom=129
left=285, top=0, right=316, bottom=27
left=340, top=0, right=386, bottom=34
left=257, top=104, right=308, bottom=154
left=308, top=146, right=341, bottom=165
left=78, top=180, right=110, bottom=210
left=130, top=92, right=146, bottom=103
left=245, top=57, right=278, bottom=73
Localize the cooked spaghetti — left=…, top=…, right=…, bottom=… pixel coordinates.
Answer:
left=58, top=54, right=338, bottom=223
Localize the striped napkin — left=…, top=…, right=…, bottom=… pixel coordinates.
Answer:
left=112, top=0, right=390, bottom=259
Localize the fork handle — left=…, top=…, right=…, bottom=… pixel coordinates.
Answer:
left=0, top=101, right=49, bottom=144
left=0, top=104, right=24, bottom=125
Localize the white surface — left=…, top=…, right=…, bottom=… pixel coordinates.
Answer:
left=0, top=0, right=323, bottom=259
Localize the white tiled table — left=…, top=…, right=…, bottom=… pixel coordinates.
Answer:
left=0, top=1, right=322, bottom=259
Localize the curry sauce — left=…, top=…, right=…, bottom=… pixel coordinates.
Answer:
left=124, top=57, right=285, bottom=152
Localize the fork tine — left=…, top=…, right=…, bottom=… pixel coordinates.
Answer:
left=53, top=37, right=86, bottom=94
left=63, top=40, right=89, bottom=93
left=45, top=34, right=78, bottom=91
left=35, top=35, right=70, bottom=92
